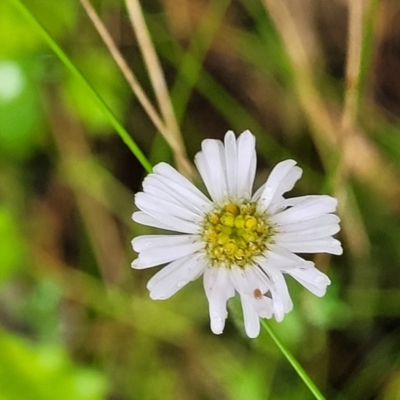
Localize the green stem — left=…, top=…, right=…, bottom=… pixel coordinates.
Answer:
left=261, top=320, right=326, bottom=400
left=9, top=0, right=152, bottom=173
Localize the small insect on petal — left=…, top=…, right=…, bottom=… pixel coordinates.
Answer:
left=253, top=288, right=263, bottom=299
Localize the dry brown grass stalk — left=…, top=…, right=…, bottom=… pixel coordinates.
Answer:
left=79, top=0, right=193, bottom=177
left=79, top=0, right=165, bottom=137
left=262, top=0, right=400, bottom=207
left=125, top=0, right=193, bottom=177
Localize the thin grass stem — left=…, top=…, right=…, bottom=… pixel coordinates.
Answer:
left=342, top=0, right=365, bottom=131
left=79, top=0, right=166, bottom=141
left=124, top=0, right=192, bottom=177
left=261, top=320, right=326, bottom=400
left=334, top=0, right=377, bottom=325
left=342, top=0, right=379, bottom=131
left=9, top=0, right=152, bottom=173
left=261, top=0, right=339, bottom=163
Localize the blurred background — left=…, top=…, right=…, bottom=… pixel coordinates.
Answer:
left=1, top=0, right=400, bottom=399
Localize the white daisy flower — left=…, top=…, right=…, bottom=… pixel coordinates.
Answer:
left=131, top=130, right=342, bottom=338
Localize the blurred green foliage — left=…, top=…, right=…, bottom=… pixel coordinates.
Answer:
left=0, top=60, right=43, bottom=160
left=0, top=328, right=105, bottom=400
left=0, top=205, right=25, bottom=282
left=61, top=48, right=129, bottom=132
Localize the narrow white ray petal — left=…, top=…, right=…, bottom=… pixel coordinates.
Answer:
left=244, top=265, right=286, bottom=321
left=228, top=267, right=273, bottom=319
left=271, top=196, right=338, bottom=224
left=280, top=238, right=343, bottom=255
left=274, top=195, right=321, bottom=207
left=133, top=241, right=204, bottom=269
left=241, top=295, right=275, bottom=320
left=278, top=165, right=302, bottom=192
left=276, top=223, right=340, bottom=242
left=256, top=251, right=300, bottom=270
left=143, top=175, right=210, bottom=214
left=278, top=214, right=341, bottom=233
left=136, top=210, right=199, bottom=234
left=136, top=192, right=200, bottom=222
left=132, top=234, right=196, bottom=252
left=194, top=151, right=211, bottom=194
left=288, top=267, right=331, bottom=297
left=255, top=263, right=293, bottom=314
left=146, top=256, right=188, bottom=289
left=263, top=245, right=314, bottom=270
left=252, top=182, right=265, bottom=201
left=203, top=266, right=235, bottom=334
left=235, top=266, right=271, bottom=297
left=252, top=296, right=274, bottom=319
left=258, top=160, right=299, bottom=210
left=132, top=211, right=174, bottom=231
left=236, top=130, right=256, bottom=199
left=153, top=162, right=211, bottom=205
left=195, top=139, right=228, bottom=203
left=224, top=131, right=238, bottom=197
left=269, top=167, right=302, bottom=207
left=240, top=295, right=260, bottom=338
left=203, top=139, right=228, bottom=199
left=148, top=255, right=207, bottom=300
left=194, top=153, right=220, bottom=203
left=131, top=258, right=155, bottom=269
left=142, top=183, right=203, bottom=219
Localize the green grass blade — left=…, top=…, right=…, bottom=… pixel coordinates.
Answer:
left=261, top=320, right=327, bottom=400
left=9, top=0, right=152, bottom=173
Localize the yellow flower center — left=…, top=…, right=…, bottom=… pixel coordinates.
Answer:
left=201, top=201, right=275, bottom=268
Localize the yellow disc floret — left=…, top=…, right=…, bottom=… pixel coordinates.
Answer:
left=201, top=201, right=275, bottom=268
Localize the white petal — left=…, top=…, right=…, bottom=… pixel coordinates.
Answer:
left=278, top=214, right=341, bottom=233
left=240, top=295, right=260, bottom=338
left=256, top=262, right=293, bottom=319
left=262, top=245, right=313, bottom=270
left=136, top=192, right=200, bottom=222
left=288, top=267, right=331, bottom=297
left=137, top=212, right=198, bottom=234
left=258, top=160, right=301, bottom=210
left=194, top=139, right=228, bottom=203
left=143, top=175, right=210, bottom=215
left=236, top=130, right=256, bottom=199
left=141, top=183, right=201, bottom=218
left=273, top=195, right=322, bottom=207
left=271, top=196, right=338, bottom=224
left=203, top=266, right=235, bottom=334
left=132, top=239, right=204, bottom=269
left=153, top=162, right=211, bottom=206
left=229, top=267, right=274, bottom=319
left=132, top=211, right=174, bottom=231
left=147, top=255, right=207, bottom=299
left=134, top=193, right=200, bottom=234
left=132, top=234, right=197, bottom=252
left=252, top=182, right=265, bottom=201
left=251, top=295, right=274, bottom=319
left=224, top=131, right=238, bottom=197
left=146, top=256, right=187, bottom=290
left=279, top=237, right=343, bottom=255
left=229, top=267, right=263, bottom=297
left=276, top=223, right=340, bottom=242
